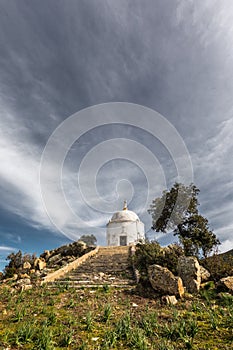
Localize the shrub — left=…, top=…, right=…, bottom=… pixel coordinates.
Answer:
left=132, top=241, right=184, bottom=284
left=201, top=254, right=233, bottom=282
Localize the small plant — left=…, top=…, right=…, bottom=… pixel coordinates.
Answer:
left=34, top=325, right=54, bottom=350
left=14, top=322, right=35, bottom=345
left=59, top=329, right=74, bottom=346
left=158, top=341, right=175, bottom=350
left=77, top=341, right=88, bottom=350
left=102, top=303, right=112, bottom=323
left=103, top=330, right=117, bottom=348
left=102, top=284, right=110, bottom=293
left=130, top=327, right=149, bottom=350
left=209, top=310, right=219, bottom=330
left=12, top=306, right=26, bottom=322
left=115, top=313, right=131, bottom=341
left=139, top=312, right=158, bottom=337
left=85, top=311, right=93, bottom=331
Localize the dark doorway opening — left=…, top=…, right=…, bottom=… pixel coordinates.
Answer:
left=120, top=236, right=127, bottom=246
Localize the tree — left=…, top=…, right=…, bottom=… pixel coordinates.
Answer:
left=148, top=183, right=220, bottom=257
left=4, top=250, right=36, bottom=278
left=79, top=234, right=97, bottom=246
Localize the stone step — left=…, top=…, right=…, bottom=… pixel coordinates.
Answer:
left=48, top=245, right=135, bottom=288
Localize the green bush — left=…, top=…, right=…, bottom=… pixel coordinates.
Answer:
left=201, top=254, right=233, bottom=282
left=132, top=241, right=184, bottom=284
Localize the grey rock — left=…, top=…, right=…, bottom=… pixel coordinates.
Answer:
left=178, top=256, right=201, bottom=293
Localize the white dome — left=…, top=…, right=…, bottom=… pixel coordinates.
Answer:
left=110, top=209, right=139, bottom=223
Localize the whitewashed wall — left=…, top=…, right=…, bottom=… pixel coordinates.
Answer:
left=106, top=220, right=145, bottom=246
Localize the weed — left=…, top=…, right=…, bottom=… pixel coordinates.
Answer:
left=33, top=325, right=54, bottom=350
left=12, top=306, right=26, bottom=322
left=158, top=340, right=175, bottom=350
left=77, top=341, right=88, bottom=349
left=103, top=329, right=117, bottom=348
left=139, top=312, right=158, bottom=337
left=102, top=303, right=112, bottom=322
left=102, top=284, right=110, bottom=293
left=67, top=298, right=75, bottom=308
left=130, top=327, right=149, bottom=350
left=59, top=329, right=74, bottom=346
left=14, top=322, right=35, bottom=345
left=45, top=311, right=57, bottom=326
left=115, top=312, right=131, bottom=341
left=85, top=311, right=93, bottom=331
left=209, top=310, right=219, bottom=330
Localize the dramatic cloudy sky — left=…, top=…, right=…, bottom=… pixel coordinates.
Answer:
left=1, top=0, right=233, bottom=270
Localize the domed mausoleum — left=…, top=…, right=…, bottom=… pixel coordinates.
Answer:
left=106, top=201, right=145, bottom=246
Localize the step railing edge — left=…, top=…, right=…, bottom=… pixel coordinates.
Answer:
left=41, top=246, right=99, bottom=285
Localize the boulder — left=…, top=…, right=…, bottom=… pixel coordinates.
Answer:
left=200, top=265, right=210, bottom=282
left=34, top=258, right=46, bottom=270
left=23, top=261, right=31, bottom=270
left=217, top=276, right=233, bottom=294
left=148, top=264, right=184, bottom=298
left=178, top=256, right=201, bottom=293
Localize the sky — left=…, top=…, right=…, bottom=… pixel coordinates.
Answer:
left=1, top=0, right=233, bottom=271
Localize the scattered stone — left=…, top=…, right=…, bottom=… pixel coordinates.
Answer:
left=23, top=261, right=31, bottom=269
left=99, top=272, right=105, bottom=278
left=148, top=264, right=184, bottom=298
left=200, top=265, right=210, bottom=282
left=19, top=273, right=30, bottom=279
left=132, top=302, right=138, bottom=307
left=16, top=278, right=31, bottom=286
left=91, top=337, right=99, bottom=341
left=161, top=295, right=178, bottom=305
left=20, top=284, right=33, bottom=291
left=30, top=269, right=36, bottom=274
left=177, top=256, right=201, bottom=293
left=217, top=276, right=233, bottom=294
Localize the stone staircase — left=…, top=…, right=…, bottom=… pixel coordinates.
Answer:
left=47, top=246, right=135, bottom=288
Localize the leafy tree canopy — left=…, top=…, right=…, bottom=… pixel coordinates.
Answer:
left=148, top=183, right=220, bottom=258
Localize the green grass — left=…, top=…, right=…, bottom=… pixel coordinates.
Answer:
left=0, top=283, right=232, bottom=349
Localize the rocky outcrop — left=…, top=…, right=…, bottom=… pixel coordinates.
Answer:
left=217, top=276, right=233, bottom=294
left=148, top=264, right=184, bottom=298
left=178, top=256, right=201, bottom=293
left=39, top=241, right=91, bottom=270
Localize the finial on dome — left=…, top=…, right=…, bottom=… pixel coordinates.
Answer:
left=123, top=200, right=128, bottom=210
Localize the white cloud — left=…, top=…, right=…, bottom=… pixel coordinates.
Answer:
left=0, top=245, right=17, bottom=252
